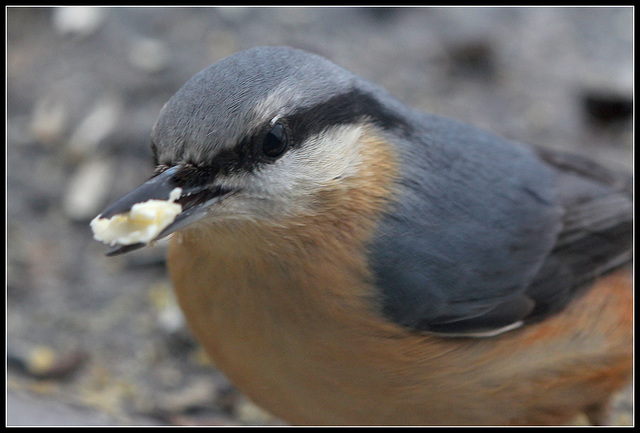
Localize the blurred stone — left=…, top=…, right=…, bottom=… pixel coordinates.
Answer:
left=64, top=157, right=115, bottom=221
left=66, top=97, right=122, bottom=161
left=7, top=343, right=86, bottom=380
left=30, top=98, right=69, bottom=145
left=235, top=396, right=284, bottom=426
left=129, top=38, right=171, bottom=73
left=156, top=380, right=216, bottom=414
left=52, top=7, right=106, bottom=37
left=582, top=89, right=633, bottom=124
left=148, top=281, right=186, bottom=335
left=446, top=38, right=496, bottom=80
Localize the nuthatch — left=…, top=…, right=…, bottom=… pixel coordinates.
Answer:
left=93, top=47, right=632, bottom=425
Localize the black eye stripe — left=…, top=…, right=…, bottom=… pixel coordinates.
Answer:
left=286, top=89, right=412, bottom=141
left=231, top=90, right=410, bottom=171
left=155, top=89, right=412, bottom=173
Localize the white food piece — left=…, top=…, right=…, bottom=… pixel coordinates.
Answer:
left=91, top=187, right=183, bottom=246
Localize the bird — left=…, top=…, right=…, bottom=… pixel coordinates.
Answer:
left=93, top=46, right=633, bottom=426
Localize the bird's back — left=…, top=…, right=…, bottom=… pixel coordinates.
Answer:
left=368, top=111, right=632, bottom=336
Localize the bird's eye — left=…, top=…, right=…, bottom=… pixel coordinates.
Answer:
left=262, top=123, right=289, bottom=159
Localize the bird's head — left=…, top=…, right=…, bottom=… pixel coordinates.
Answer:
left=92, top=47, right=407, bottom=255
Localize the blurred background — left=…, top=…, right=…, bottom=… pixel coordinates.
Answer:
left=6, top=6, right=633, bottom=426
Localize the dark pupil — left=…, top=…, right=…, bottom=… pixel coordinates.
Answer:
left=262, top=123, right=288, bottom=158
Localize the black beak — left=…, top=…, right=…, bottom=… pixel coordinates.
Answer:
left=95, top=166, right=233, bottom=256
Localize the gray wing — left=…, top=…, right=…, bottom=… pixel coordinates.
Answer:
left=369, top=114, right=632, bottom=335
left=521, top=147, right=632, bottom=321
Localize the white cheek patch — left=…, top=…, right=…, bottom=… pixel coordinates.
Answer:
left=203, top=124, right=365, bottom=221
left=255, top=124, right=364, bottom=199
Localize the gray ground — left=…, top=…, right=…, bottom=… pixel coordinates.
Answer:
left=7, top=7, right=633, bottom=426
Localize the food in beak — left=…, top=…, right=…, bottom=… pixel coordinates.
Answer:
left=90, top=187, right=183, bottom=246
